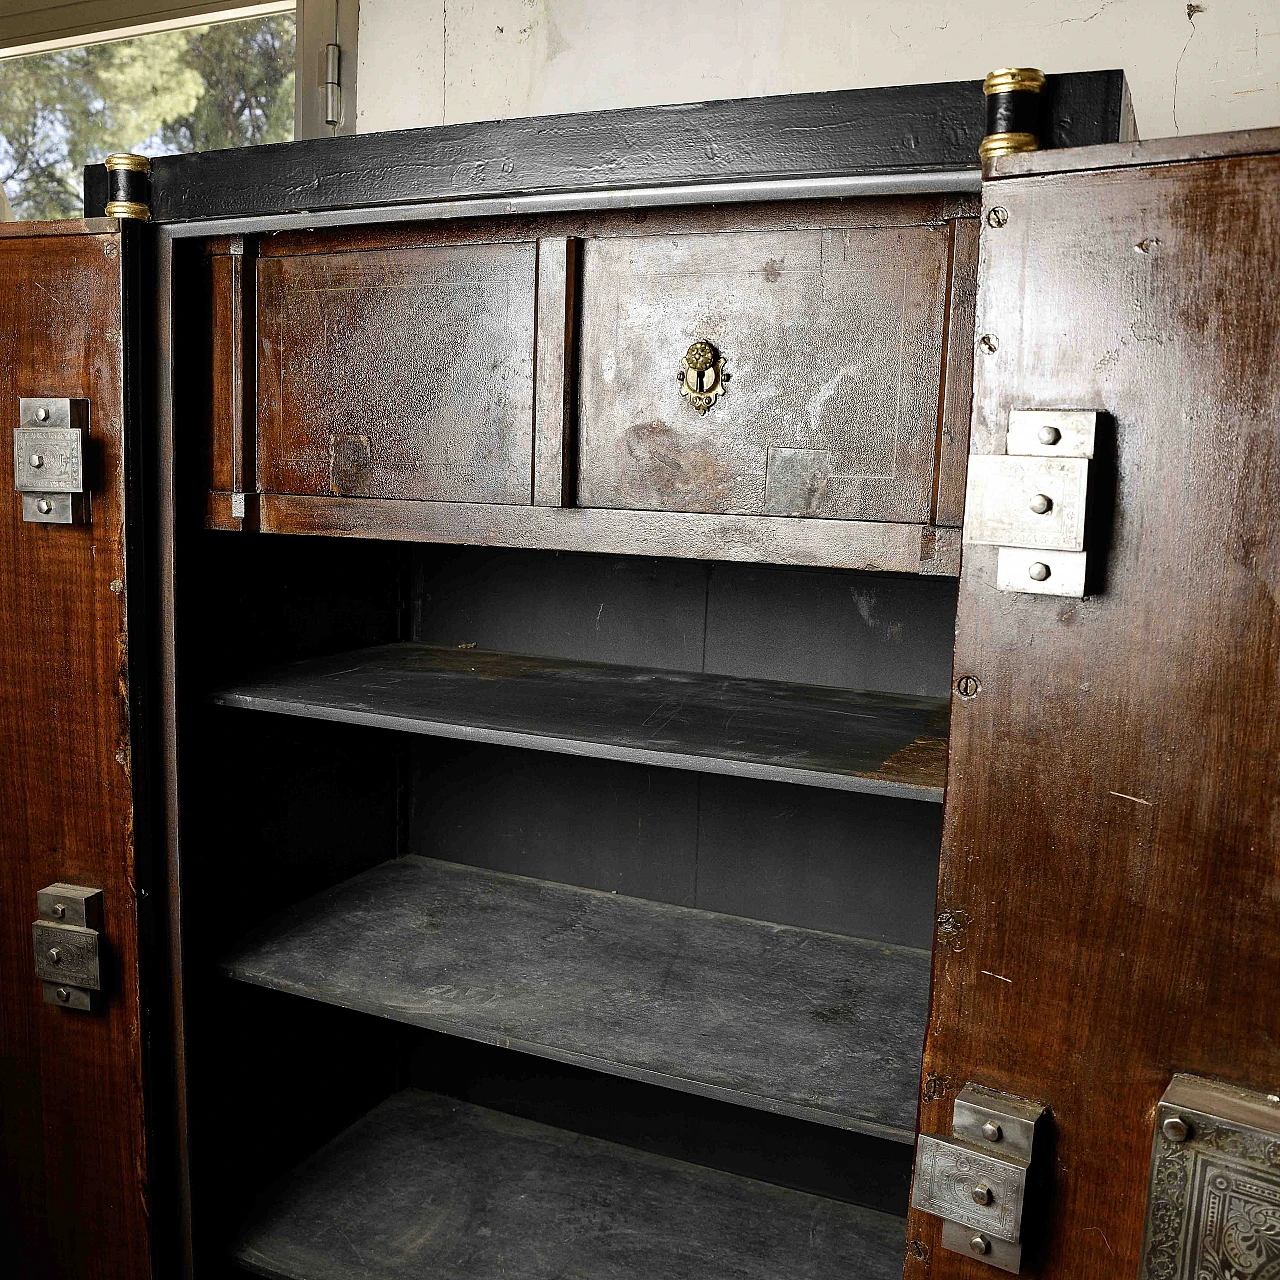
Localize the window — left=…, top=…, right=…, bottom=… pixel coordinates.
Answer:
left=0, top=8, right=295, bottom=220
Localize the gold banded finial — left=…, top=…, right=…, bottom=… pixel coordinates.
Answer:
left=103, top=152, right=151, bottom=220
left=983, top=68, right=1046, bottom=97
left=979, top=67, right=1046, bottom=167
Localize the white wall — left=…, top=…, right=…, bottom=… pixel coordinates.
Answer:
left=356, top=0, right=1279, bottom=141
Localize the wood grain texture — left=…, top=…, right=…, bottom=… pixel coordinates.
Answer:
left=0, top=225, right=150, bottom=1278
left=255, top=241, right=537, bottom=504
left=222, top=857, right=932, bottom=1140
left=84, top=72, right=1131, bottom=223
left=907, top=148, right=1280, bottom=1276
left=233, top=1089, right=908, bottom=1280
left=532, top=237, right=579, bottom=506
left=577, top=222, right=949, bottom=522
left=206, top=237, right=253, bottom=495
left=934, top=218, right=979, bottom=527
left=253, top=492, right=962, bottom=574
left=207, top=642, right=951, bottom=802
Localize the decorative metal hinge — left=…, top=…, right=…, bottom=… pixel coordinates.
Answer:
left=912, top=1084, right=1048, bottom=1272
left=964, top=409, right=1101, bottom=597
left=32, top=884, right=104, bottom=1011
left=13, top=398, right=89, bottom=524
left=1139, top=1074, right=1280, bottom=1280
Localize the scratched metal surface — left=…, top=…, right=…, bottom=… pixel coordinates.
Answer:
left=209, top=641, right=950, bottom=801
left=578, top=223, right=950, bottom=522
left=233, top=1090, right=908, bottom=1280
left=223, top=857, right=932, bottom=1139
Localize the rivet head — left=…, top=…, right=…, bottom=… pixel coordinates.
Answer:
left=36, top=499, right=53, bottom=515
left=1162, top=1115, right=1191, bottom=1143
left=35, top=406, right=50, bottom=422
left=29, top=453, right=44, bottom=469
left=109, top=579, right=124, bottom=594
left=1038, top=424, right=1061, bottom=445
left=987, top=206, right=1009, bottom=228
left=972, top=1182, right=993, bottom=1206
left=1028, top=562, right=1051, bottom=582
left=56, top=987, right=71, bottom=1002
left=970, top=1234, right=991, bottom=1256
left=51, top=903, right=66, bottom=919
left=956, top=675, right=981, bottom=698
left=982, top=1120, right=1003, bottom=1142
left=48, top=947, right=62, bottom=965
left=979, top=333, right=1000, bottom=355
left=1029, top=493, right=1053, bottom=515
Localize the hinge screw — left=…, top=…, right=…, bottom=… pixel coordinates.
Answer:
left=48, top=948, right=62, bottom=965
left=1029, top=493, right=1053, bottom=515
left=970, top=1234, right=991, bottom=1256
left=982, top=1120, right=1002, bottom=1142
left=1162, top=1115, right=1191, bottom=1143
left=972, top=1182, right=993, bottom=1206
left=51, top=904, right=66, bottom=919
left=29, top=453, right=44, bottom=469
left=1028, top=562, right=1051, bottom=582
left=979, top=334, right=1000, bottom=355
left=56, top=987, right=71, bottom=1002
left=1038, top=425, right=1061, bottom=445
left=36, top=499, right=53, bottom=515
left=35, top=406, right=50, bottom=422
left=956, top=675, right=981, bottom=698
left=987, top=206, right=1009, bottom=228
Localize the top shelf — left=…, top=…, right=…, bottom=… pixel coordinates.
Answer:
left=209, top=643, right=949, bottom=802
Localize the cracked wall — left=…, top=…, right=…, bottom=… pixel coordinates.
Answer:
left=355, top=0, right=1278, bottom=142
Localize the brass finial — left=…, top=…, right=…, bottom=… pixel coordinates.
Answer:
left=103, top=153, right=151, bottom=220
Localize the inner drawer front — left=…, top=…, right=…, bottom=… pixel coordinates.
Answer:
left=578, top=225, right=950, bottom=522
left=257, top=242, right=536, bottom=504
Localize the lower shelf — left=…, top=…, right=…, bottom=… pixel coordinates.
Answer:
left=233, top=1089, right=908, bottom=1280
left=221, top=856, right=931, bottom=1141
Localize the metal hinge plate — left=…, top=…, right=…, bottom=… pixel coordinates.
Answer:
left=14, top=398, right=89, bottom=524
left=32, top=884, right=103, bottom=1010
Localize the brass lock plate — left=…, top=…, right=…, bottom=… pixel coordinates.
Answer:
left=678, top=339, right=728, bottom=414
left=1139, top=1074, right=1280, bottom=1280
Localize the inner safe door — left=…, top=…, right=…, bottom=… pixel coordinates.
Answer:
left=908, top=134, right=1280, bottom=1278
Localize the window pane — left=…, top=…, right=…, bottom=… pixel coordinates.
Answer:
left=0, top=10, right=295, bottom=220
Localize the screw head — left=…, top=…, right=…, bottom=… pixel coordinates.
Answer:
left=29, top=453, right=44, bottom=469
left=109, top=579, right=124, bottom=594
left=982, top=1120, right=1003, bottom=1142
left=972, top=1182, right=993, bottom=1206
left=979, top=333, right=999, bottom=355
left=1028, top=562, right=1051, bottom=582
left=56, top=987, right=71, bottom=1002
left=51, top=903, right=66, bottom=919
left=1037, top=424, right=1061, bottom=445
left=956, top=675, right=981, bottom=698
left=36, top=499, right=53, bottom=515
left=987, top=206, right=1009, bottom=228
left=1029, top=493, right=1053, bottom=515
left=35, top=406, right=50, bottom=422
left=970, top=1234, right=991, bottom=1256
left=47, top=947, right=62, bottom=965
left=1162, top=1115, right=1191, bottom=1143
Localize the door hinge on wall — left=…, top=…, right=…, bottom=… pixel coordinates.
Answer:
left=324, top=43, right=342, bottom=128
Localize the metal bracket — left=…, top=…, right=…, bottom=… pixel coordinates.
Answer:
left=1139, top=1074, right=1280, bottom=1280
left=964, top=409, right=1099, bottom=597
left=32, top=884, right=103, bottom=1011
left=14, top=398, right=89, bottom=524
left=912, top=1084, right=1047, bottom=1273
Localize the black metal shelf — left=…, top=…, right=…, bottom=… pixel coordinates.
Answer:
left=208, top=642, right=949, bottom=802
left=233, top=1089, right=907, bottom=1280
left=221, top=856, right=931, bottom=1142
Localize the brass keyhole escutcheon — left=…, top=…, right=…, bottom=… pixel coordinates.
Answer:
left=678, top=339, right=729, bottom=415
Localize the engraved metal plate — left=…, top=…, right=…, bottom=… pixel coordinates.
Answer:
left=1140, top=1074, right=1280, bottom=1280
left=32, top=921, right=100, bottom=990
left=13, top=427, right=84, bottom=493
left=913, top=1134, right=1028, bottom=1242
left=1006, top=409, right=1098, bottom=459
left=963, top=455, right=1089, bottom=549
left=996, top=547, right=1088, bottom=598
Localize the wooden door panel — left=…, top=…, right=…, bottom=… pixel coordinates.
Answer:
left=0, top=222, right=150, bottom=1279
left=256, top=241, right=537, bottom=504
left=908, top=139, right=1280, bottom=1276
left=576, top=222, right=951, bottom=522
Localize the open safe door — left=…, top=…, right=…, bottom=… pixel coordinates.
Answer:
left=0, top=221, right=152, bottom=1278
left=907, top=129, right=1280, bottom=1278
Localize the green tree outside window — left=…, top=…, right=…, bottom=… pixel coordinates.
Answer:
left=0, top=13, right=295, bottom=221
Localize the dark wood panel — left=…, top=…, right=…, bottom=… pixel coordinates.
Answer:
left=85, top=72, right=1131, bottom=222
left=934, top=217, right=978, bottom=527
left=233, top=1090, right=908, bottom=1280
left=0, top=225, right=151, bottom=1278
left=532, top=237, right=579, bottom=506
left=222, top=857, right=932, bottom=1139
left=255, top=241, right=537, bottom=504
left=208, top=642, right=950, bottom=801
left=206, top=237, right=254, bottom=496
left=252, top=492, right=964, bottom=574
left=907, top=147, right=1280, bottom=1276
left=578, top=221, right=950, bottom=522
